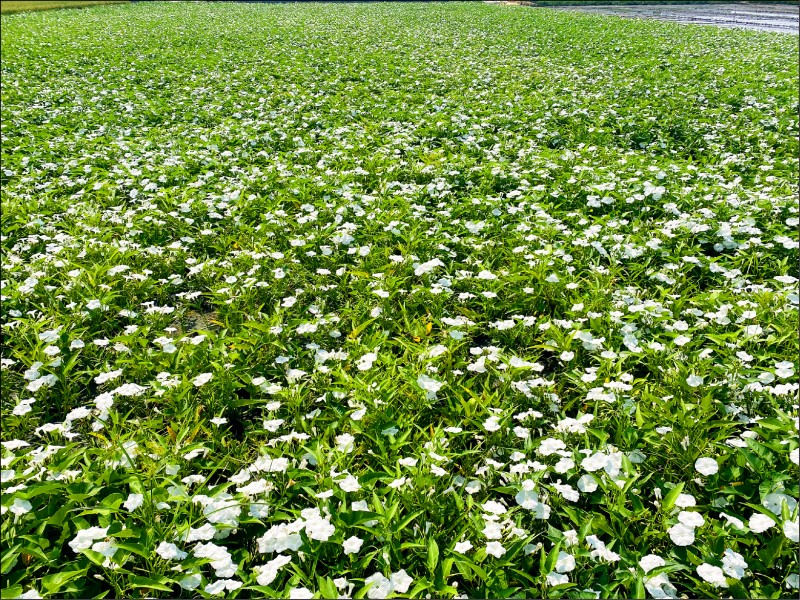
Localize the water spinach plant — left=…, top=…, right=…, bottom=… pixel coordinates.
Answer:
left=1, top=2, right=798, bottom=598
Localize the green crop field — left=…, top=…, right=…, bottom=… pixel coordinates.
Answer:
left=0, top=1, right=126, bottom=15
left=1, top=2, right=798, bottom=598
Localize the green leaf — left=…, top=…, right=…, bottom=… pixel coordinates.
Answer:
left=232, top=397, right=277, bottom=408
left=0, top=586, right=23, bottom=600
left=241, top=321, right=276, bottom=334
left=128, top=575, right=174, bottom=592
left=113, top=542, right=149, bottom=558
left=0, top=545, right=19, bottom=575
left=348, top=317, right=377, bottom=340
left=340, top=511, right=382, bottom=527
left=427, top=537, right=439, bottom=575
left=393, top=510, right=424, bottom=534
left=408, top=580, right=433, bottom=596
left=661, top=482, right=684, bottom=513
left=545, top=540, right=561, bottom=573
left=318, top=576, right=338, bottom=599
left=42, top=569, right=88, bottom=593
left=634, top=575, right=646, bottom=599
left=757, top=536, right=784, bottom=569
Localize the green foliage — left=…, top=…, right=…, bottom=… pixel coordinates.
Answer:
left=0, top=1, right=127, bottom=15
left=1, top=1, right=798, bottom=599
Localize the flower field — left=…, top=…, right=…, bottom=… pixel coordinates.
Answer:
left=1, top=2, right=798, bottom=598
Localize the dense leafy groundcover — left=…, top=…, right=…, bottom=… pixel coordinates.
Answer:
left=1, top=2, right=798, bottom=598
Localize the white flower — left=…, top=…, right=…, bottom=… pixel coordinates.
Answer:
left=762, top=493, right=797, bottom=515
left=539, top=438, right=566, bottom=456
left=357, top=351, right=378, bottom=371
left=667, top=523, right=695, bottom=546
left=555, top=551, right=576, bottom=573
left=13, top=399, right=34, bottom=416
left=178, top=573, right=201, bottom=590
left=123, top=493, right=144, bottom=511
left=485, top=541, right=506, bottom=558
left=430, top=465, right=447, bottom=476
left=515, top=480, right=549, bottom=517
left=65, top=406, right=91, bottom=422
left=388, top=477, right=407, bottom=489
left=546, top=572, right=569, bottom=586
left=194, top=542, right=236, bottom=578
left=562, top=529, right=579, bottom=547
left=39, top=329, right=62, bottom=343
left=694, top=457, right=718, bottom=476
left=289, top=587, right=314, bottom=599
left=256, top=523, right=303, bottom=554
left=417, top=374, right=444, bottom=400
left=482, top=520, right=503, bottom=539
left=639, top=554, right=665, bottom=573
left=514, top=426, right=531, bottom=440
left=743, top=325, right=762, bottom=337
left=481, top=500, right=507, bottom=515
left=677, top=511, right=704, bottom=528
left=644, top=573, right=678, bottom=599
left=749, top=513, right=775, bottom=533
left=454, top=540, right=473, bottom=553
left=696, top=563, right=728, bottom=588
left=464, top=480, right=481, bottom=495
left=721, top=549, right=747, bottom=580
left=332, top=433, right=355, bottom=455
left=577, top=474, right=598, bottom=493
left=205, top=579, right=242, bottom=595
left=343, top=535, right=364, bottom=555
left=483, top=415, right=501, bottom=432
left=95, top=369, right=123, bottom=385
left=252, top=455, right=289, bottom=473
left=184, top=523, right=216, bottom=543
left=414, top=258, right=444, bottom=276
left=364, top=573, right=393, bottom=599
left=553, top=482, right=579, bottom=502
left=10, top=498, right=32, bottom=516
left=156, top=541, right=188, bottom=561
left=686, top=374, right=704, bottom=387
left=114, top=382, right=146, bottom=396
left=254, top=554, right=292, bottom=585
left=390, top=570, right=413, bottom=594
left=304, top=515, right=335, bottom=541
left=719, top=513, right=745, bottom=530
left=69, top=526, right=109, bottom=553
left=785, top=573, right=800, bottom=590
left=782, top=518, right=799, bottom=543
left=295, top=323, right=319, bottom=335
left=192, top=372, right=213, bottom=387
left=338, top=474, right=361, bottom=492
